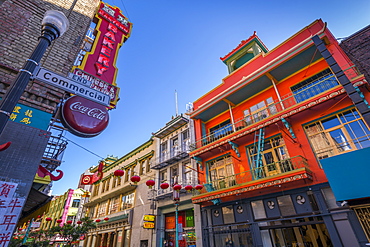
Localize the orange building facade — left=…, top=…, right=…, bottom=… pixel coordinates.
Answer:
left=189, top=19, right=370, bottom=247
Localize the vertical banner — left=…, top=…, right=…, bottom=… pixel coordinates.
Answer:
left=0, top=181, right=25, bottom=247
left=73, top=2, right=133, bottom=109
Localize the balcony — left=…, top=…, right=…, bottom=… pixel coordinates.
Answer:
left=192, top=155, right=312, bottom=204
left=190, top=68, right=362, bottom=153
left=148, top=179, right=199, bottom=200
left=151, top=141, right=190, bottom=169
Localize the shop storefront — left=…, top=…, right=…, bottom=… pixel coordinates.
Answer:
left=163, top=209, right=197, bottom=247
left=200, top=184, right=363, bottom=247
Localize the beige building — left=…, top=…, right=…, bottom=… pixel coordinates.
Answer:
left=151, top=114, right=202, bottom=247
left=83, top=138, right=156, bottom=247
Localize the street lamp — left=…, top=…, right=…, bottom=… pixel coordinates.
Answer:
left=0, top=10, right=69, bottom=138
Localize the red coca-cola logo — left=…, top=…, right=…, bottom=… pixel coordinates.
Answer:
left=61, top=96, right=109, bottom=137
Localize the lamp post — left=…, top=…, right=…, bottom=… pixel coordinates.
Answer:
left=0, top=10, right=69, bottom=138
left=173, top=183, right=182, bottom=247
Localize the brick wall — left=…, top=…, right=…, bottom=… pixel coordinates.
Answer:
left=340, top=25, right=370, bottom=83
left=0, top=0, right=100, bottom=113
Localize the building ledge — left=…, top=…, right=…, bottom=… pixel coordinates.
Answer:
left=192, top=168, right=312, bottom=204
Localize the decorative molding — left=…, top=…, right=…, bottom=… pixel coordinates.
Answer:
left=192, top=171, right=312, bottom=204
left=282, top=118, right=296, bottom=139
left=228, top=141, right=240, bottom=157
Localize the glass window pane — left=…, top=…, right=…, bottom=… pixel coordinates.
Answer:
left=222, top=206, right=235, bottom=224
left=251, top=200, right=266, bottom=219
left=322, top=116, right=340, bottom=129
left=277, top=195, right=296, bottom=216
left=328, top=129, right=351, bottom=151
left=339, top=110, right=357, bottom=123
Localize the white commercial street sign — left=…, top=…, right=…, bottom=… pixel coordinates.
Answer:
left=35, top=67, right=110, bottom=106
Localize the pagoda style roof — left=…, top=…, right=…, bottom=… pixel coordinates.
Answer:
left=220, top=31, right=269, bottom=63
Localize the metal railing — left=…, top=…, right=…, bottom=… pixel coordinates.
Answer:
left=150, top=179, right=199, bottom=199
left=151, top=141, right=191, bottom=169
left=202, top=155, right=309, bottom=192
left=189, top=71, right=351, bottom=150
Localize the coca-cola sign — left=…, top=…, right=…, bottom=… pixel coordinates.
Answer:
left=61, top=96, right=109, bottom=137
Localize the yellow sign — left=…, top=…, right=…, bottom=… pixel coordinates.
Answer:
left=143, top=222, right=155, bottom=229
left=143, top=215, right=155, bottom=221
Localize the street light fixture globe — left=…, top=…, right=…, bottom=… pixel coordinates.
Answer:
left=42, top=10, right=69, bottom=37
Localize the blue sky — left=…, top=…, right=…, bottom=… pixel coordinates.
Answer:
left=52, top=0, right=370, bottom=195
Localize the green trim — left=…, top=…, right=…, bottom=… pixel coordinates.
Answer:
left=302, top=106, right=355, bottom=127
left=137, top=150, right=154, bottom=163
left=223, top=38, right=268, bottom=64
left=102, top=138, right=154, bottom=172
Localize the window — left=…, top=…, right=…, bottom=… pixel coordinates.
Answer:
left=121, top=191, right=134, bottom=210
left=182, top=129, right=190, bottom=151
left=247, top=135, right=290, bottom=179
left=291, top=69, right=339, bottom=103
left=277, top=195, right=296, bottom=216
left=93, top=184, right=99, bottom=197
left=244, top=97, right=276, bottom=126
left=222, top=206, right=235, bottom=224
left=183, top=162, right=193, bottom=184
left=160, top=141, right=168, bottom=161
left=304, top=108, right=370, bottom=159
left=160, top=170, right=167, bottom=184
left=208, top=155, right=235, bottom=190
left=139, top=161, right=145, bottom=175
left=108, top=196, right=120, bottom=214
left=171, top=137, right=179, bottom=156
left=146, top=158, right=152, bottom=173
left=209, top=120, right=232, bottom=141
left=88, top=205, right=96, bottom=218
left=171, top=166, right=178, bottom=184
left=251, top=200, right=266, bottom=219
left=71, top=199, right=80, bottom=208
left=97, top=201, right=108, bottom=217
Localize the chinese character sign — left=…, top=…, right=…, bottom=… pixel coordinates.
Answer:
left=0, top=181, right=25, bottom=247
left=0, top=100, right=52, bottom=130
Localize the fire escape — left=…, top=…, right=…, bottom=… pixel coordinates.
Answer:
left=40, top=118, right=68, bottom=172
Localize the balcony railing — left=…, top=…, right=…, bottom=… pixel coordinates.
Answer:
left=190, top=69, right=357, bottom=151
left=203, top=155, right=309, bottom=192
left=149, top=178, right=199, bottom=199
left=151, top=141, right=190, bottom=169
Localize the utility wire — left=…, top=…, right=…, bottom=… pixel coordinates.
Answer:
left=63, top=136, right=104, bottom=159
left=119, top=0, right=132, bottom=22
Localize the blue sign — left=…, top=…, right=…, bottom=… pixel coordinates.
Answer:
left=7, top=102, right=52, bottom=130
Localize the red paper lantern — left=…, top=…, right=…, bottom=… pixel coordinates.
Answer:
left=104, top=217, right=109, bottom=221
left=66, top=220, right=73, bottom=224
left=195, top=184, right=203, bottom=191
left=185, top=185, right=193, bottom=192
left=160, top=182, right=169, bottom=190
left=56, top=219, right=62, bottom=223
left=114, top=169, right=124, bottom=177
left=37, top=215, right=41, bottom=218
left=95, top=219, right=101, bottom=223
left=173, top=184, right=182, bottom=191
left=76, top=221, right=82, bottom=224
left=146, top=179, right=155, bottom=189
left=131, top=175, right=141, bottom=184
left=45, top=217, right=52, bottom=222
